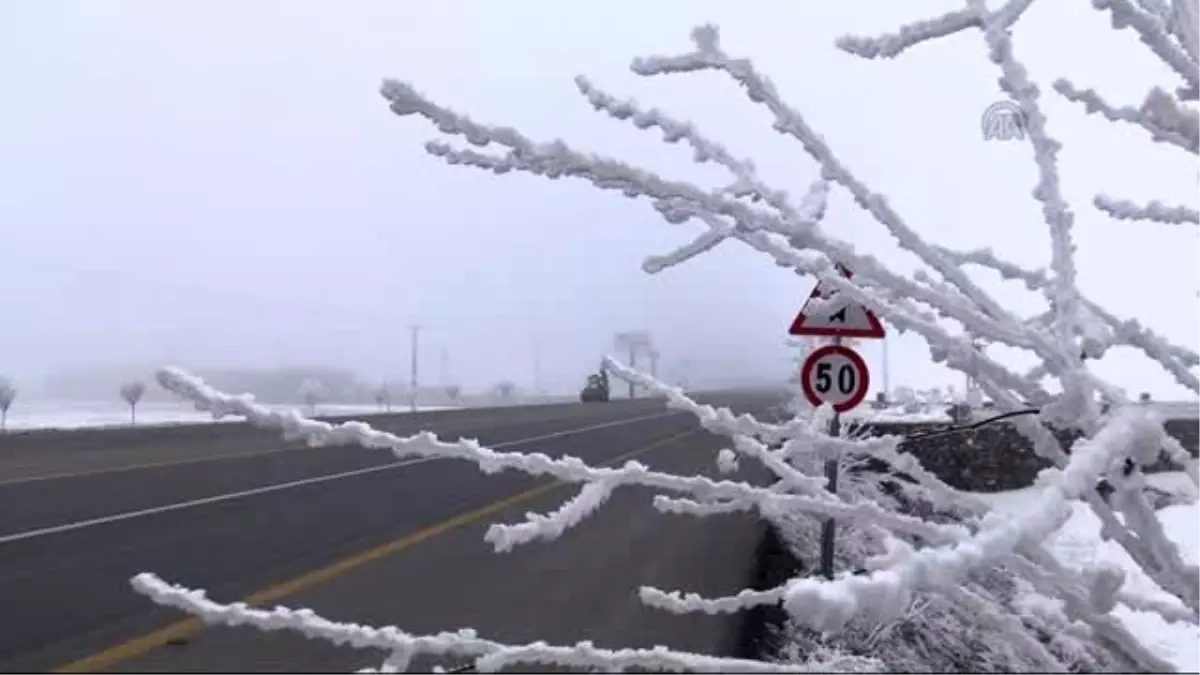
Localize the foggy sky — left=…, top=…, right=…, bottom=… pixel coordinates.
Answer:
left=2, top=0, right=1197, bottom=398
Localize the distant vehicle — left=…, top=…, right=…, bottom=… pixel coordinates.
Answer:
left=579, top=367, right=610, bottom=403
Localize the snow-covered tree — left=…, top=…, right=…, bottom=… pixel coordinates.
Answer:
left=494, top=380, right=516, bottom=401
left=375, top=383, right=391, bottom=412
left=298, top=378, right=324, bottom=416
left=119, top=380, right=146, bottom=426
left=137, top=3, right=1198, bottom=672
left=445, top=384, right=461, bottom=402
left=891, top=385, right=925, bottom=414
left=0, top=377, right=15, bottom=432
left=784, top=336, right=822, bottom=405
left=921, top=387, right=947, bottom=406
left=785, top=336, right=823, bottom=375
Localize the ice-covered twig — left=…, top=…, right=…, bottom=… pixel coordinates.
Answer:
left=935, top=245, right=1051, bottom=291
left=835, top=8, right=982, bottom=59
left=605, top=355, right=989, bottom=515
left=156, top=366, right=967, bottom=547
left=633, top=25, right=1029, bottom=342
left=1054, top=80, right=1198, bottom=153
left=974, top=1, right=1098, bottom=427
left=384, top=38, right=1123, bottom=415
left=574, top=76, right=822, bottom=237
left=485, top=478, right=620, bottom=552
left=111, top=0, right=1200, bottom=668
left=638, top=584, right=787, bottom=615
left=397, top=68, right=1050, bottom=372
left=651, top=409, right=1194, bottom=638
left=834, top=0, right=1035, bottom=60
left=1092, top=0, right=1200, bottom=98
left=1093, top=194, right=1200, bottom=225
left=130, top=573, right=834, bottom=673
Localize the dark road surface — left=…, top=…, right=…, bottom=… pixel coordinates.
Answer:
left=0, top=391, right=785, bottom=673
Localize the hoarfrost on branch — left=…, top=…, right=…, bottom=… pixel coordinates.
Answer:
left=134, top=1, right=1198, bottom=671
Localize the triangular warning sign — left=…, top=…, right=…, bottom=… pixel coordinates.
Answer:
left=788, top=265, right=886, bottom=339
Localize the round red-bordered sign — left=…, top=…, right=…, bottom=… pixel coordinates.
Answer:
left=800, top=344, right=870, bottom=413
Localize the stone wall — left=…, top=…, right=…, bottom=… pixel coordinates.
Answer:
left=852, top=417, right=1199, bottom=493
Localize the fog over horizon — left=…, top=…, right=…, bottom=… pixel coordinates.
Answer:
left=2, top=0, right=1197, bottom=402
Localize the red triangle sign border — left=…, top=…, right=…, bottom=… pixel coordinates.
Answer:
left=787, top=265, right=887, bottom=339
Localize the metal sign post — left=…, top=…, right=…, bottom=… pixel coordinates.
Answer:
left=798, top=340, right=871, bottom=580
left=821, top=336, right=842, bottom=580
left=789, top=263, right=884, bottom=581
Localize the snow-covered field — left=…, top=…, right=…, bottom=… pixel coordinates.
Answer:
left=978, top=474, right=1200, bottom=673
left=1147, top=401, right=1200, bottom=420
left=0, top=399, right=457, bottom=432
left=847, top=401, right=1200, bottom=425
left=846, top=406, right=955, bottom=424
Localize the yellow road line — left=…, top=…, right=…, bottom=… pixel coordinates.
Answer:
left=51, top=426, right=698, bottom=674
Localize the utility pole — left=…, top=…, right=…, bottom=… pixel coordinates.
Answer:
left=533, top=337, right=542, bottom=395
left=820, top=336, right=843, bottom=581
left=628, top=342, right=637, bottom=399
left=678, top=358, right=692, bottom=388
left=613, top=331, right=654, bottom=399
left=440, top=346, right=450, bottom=387
left=881, top=335, right=890, bottom=403
left=409, top=324, right=421, bottom=413
left=964, top=336, right=983, bottom=401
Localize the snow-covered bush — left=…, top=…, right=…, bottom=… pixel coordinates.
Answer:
left=374, top=383, right=391, bottom=412
left=298, top=378, right=324, bottom=416
left=136, top=2, right=1198, bottom=672
left=891, top=386, right=927, bottom=414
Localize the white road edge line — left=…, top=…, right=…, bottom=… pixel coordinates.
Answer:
left=0, top=401, right=676, bottom=485
left=0, top=409, right=656, bottom=487
left=0, top=409, right=684, bottom=545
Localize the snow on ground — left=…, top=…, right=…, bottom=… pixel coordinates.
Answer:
left=846, top=406, right=952, bottom=424
left=977, top=475, right=1199, bottom=673
left=1, top=399, right=457, bottom=432
left=1152, top=402, right=1200, bottom=420
left=845, top=401, right=1199, bottom=426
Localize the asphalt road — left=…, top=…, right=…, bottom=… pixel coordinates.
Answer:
left=0, top=391, right=785, bottom=673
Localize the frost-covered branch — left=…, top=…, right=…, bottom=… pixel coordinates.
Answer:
left=132, top=5, right=1200, bottom=670
left=632, top=25, right=1029, bottom=336
left=383, top=29, right=1127, bottom=421
left=1092, top=0, right=1200, bottom=98
left=605, top=356, right=989, bottom=516
left=131, top=573, right=852, bottom=673
left=1093, top=194, right=1200, bottom=225
left=155, top=366, right=967, bottom=548
left=1053, top=80, right=1199, bottom=153
left=833, top=0, right=1036, bottom=60
left=835, top=8, right=983, bottom=59
left=375, top=4, right=1197, bottom=617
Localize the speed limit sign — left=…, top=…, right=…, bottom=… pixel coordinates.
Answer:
left=800, top=344, right=870, bottom=413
